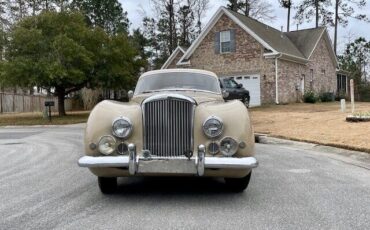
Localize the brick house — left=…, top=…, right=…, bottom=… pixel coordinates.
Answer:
left=161, top=7, right=339, bottom=106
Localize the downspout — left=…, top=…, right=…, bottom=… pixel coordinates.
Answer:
left=275, top=54, right=282, bottom=104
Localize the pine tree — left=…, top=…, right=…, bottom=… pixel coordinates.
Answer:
left=279, top=0, right=292, bottom=32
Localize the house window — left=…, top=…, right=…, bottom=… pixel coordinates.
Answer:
left=337, top=74, right=347, bottom=93
left=220, top=30, right=231, bottom=53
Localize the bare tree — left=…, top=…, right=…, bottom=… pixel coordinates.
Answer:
left=226, top=0, right=276, bottom=22
left=192, top=0, right=209, bottom=34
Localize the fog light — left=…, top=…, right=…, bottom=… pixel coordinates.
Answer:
left=117, top=142, right=128, bottom=155
left=98, top=135, right=116, bottom=155
left=220, top=137, right=238, bottom=156
left=239, top=141, right=246, bottom=149
left=208, top=142, right=220, bottom=155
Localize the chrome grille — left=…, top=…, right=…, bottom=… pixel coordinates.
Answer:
left=143, top=95, right=195, bottom=157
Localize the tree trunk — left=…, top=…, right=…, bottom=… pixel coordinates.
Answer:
left=245, top=0, right=250, bottom=17
left=334, top=0, right=339, bottom=55
left=56, top=88, right=66, bottom=116
left=287, top=5, right=291, bottom=32
left=315, top=0, right=319, bottom=28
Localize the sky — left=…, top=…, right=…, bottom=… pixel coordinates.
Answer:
left=120, top=0, right=370, bottom=54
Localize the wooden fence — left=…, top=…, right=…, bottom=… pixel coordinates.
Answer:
left=0, top=93, right=72, bottom=113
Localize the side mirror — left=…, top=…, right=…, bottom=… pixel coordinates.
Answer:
left=237, top=83, right=242, bottom=88
left=128, top=90, right=134, bottom=100
left=222, top=90, right=229, bottom=99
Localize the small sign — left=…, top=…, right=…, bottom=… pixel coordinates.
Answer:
left=45, top=101, right=55, bottom=106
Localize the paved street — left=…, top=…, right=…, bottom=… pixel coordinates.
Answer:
left=0, top=125, right=369, bottom=230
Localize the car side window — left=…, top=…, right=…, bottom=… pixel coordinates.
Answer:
left=223, top=79, right=238, bottom=88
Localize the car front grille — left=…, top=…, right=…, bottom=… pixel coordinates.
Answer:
left=142, top=95, right=195, bottom=157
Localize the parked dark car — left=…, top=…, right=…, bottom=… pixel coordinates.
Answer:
left=220, top=77, right=250, bottom=108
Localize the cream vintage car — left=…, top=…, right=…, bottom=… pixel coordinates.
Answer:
left=78, top=69, right=258, bottom=193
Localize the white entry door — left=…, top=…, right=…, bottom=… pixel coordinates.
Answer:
left=233, top=74, right=261, bottom=107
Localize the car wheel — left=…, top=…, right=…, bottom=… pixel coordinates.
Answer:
left=225, top=171, right=252, bottom=192
left=243, top=98, right=250, bottom=108
left=98, top=177, right=117, bottom=194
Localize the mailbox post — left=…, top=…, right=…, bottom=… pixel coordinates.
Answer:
left=44, top=101, right=55, bottom=122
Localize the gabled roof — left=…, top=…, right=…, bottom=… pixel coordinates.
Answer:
left=175, top=6, right=337, bottom=66
left=226, top=8, right=306, bottom=60
left=161, top=46, right=187, bottom=69
left=285, top=27, right=326, bottom=58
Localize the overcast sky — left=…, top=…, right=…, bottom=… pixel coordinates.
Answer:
left=120, top=0, right=370, bottom=54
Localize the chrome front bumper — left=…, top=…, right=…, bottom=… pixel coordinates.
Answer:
left=78, top=144, right=258, bottom=176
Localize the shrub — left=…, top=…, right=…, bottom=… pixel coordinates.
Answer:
left=303, top=90, right=318, bottom=103
left=335, top=90, right=347, bottom=101
left=319, top=92, right=334, bottom=102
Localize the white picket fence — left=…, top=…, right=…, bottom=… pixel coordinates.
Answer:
left=0, top=93, right=72, bottom=113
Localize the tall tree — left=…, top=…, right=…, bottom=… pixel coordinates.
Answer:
left=1, top=11, right=140, bottom=115
left=151, top=0, right=178, bottom=54
left=279, top=0, right=292, bottom=32
left=142, top=17, right=159, bottom=67
left=333, top=0, right=369, bottom=54
left=294, top=0, right=333, bottom=28
left=71, top=0, right=129, bottom=34
left=193, top=0, right=209, bottom=34
left=177, top=4, right=194, bottom=47
left=226, top=0, right=275, bottom=22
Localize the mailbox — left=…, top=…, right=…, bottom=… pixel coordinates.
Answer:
left=45, top=101, right=55, bottom=106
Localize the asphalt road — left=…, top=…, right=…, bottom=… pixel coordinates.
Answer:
left=0, top=125, right=370, bottom=230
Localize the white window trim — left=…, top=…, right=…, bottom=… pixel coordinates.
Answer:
left=220, top=30, right=231, bottom=54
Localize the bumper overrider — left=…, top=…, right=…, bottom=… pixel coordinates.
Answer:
left=78, top=144, right=258, bottom=176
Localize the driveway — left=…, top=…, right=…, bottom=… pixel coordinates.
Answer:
left=0, top=125, right=369, bottom=229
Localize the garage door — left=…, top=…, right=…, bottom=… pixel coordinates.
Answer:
left=232, top=74, right=261, bottom=107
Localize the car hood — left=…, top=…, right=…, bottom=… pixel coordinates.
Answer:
left=131, top=91, right=224, bottom=105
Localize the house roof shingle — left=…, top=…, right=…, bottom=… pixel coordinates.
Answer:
left=226, top=8, right=307, bottom=59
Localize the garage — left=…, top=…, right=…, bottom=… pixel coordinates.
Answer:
left=232, top=74, right=261, bottom=107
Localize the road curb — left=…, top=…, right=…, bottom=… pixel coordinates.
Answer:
left=255, top=133, right=370, bottom=168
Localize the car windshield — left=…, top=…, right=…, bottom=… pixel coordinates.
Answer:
left=134, top=72, right=221, bottom=95
left=223, top=78, right=239, bottom=88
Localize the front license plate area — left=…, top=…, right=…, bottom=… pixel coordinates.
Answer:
left=137, top=158, right=197, bottom=174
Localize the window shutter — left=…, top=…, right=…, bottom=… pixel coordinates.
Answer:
left=214, top=32, right=220, bottom=54
left=230, top=29, right=236, bottom=52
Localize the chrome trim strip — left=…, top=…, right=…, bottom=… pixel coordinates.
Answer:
left=78, top=156, right=129, bottom=167
left=204, top=157, right=258, bottom=169
left=78, top=154, right=258, bottom=172
left=142, top=93, right=197, bottom=105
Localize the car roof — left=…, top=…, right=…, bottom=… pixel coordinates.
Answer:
left=139, top=69, right=219, bottom=79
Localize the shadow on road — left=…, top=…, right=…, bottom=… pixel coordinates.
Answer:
left=113, top=177, right=236, bottom=195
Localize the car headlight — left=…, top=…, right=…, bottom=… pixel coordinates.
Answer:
left=98, top=135, right=116, bottom=155
left=220, top=137, right=238, bottom=156
left=112, top=117, right=133, bottom=138
left=202, top=116, right=223, bottom=138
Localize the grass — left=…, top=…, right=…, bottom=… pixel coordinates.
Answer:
left=250, top=102, right=370, bottom=153
left=0, top=111, right=90, bottom=126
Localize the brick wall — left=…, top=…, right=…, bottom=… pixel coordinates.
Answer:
left=278, top=37, right=337, bottom=103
